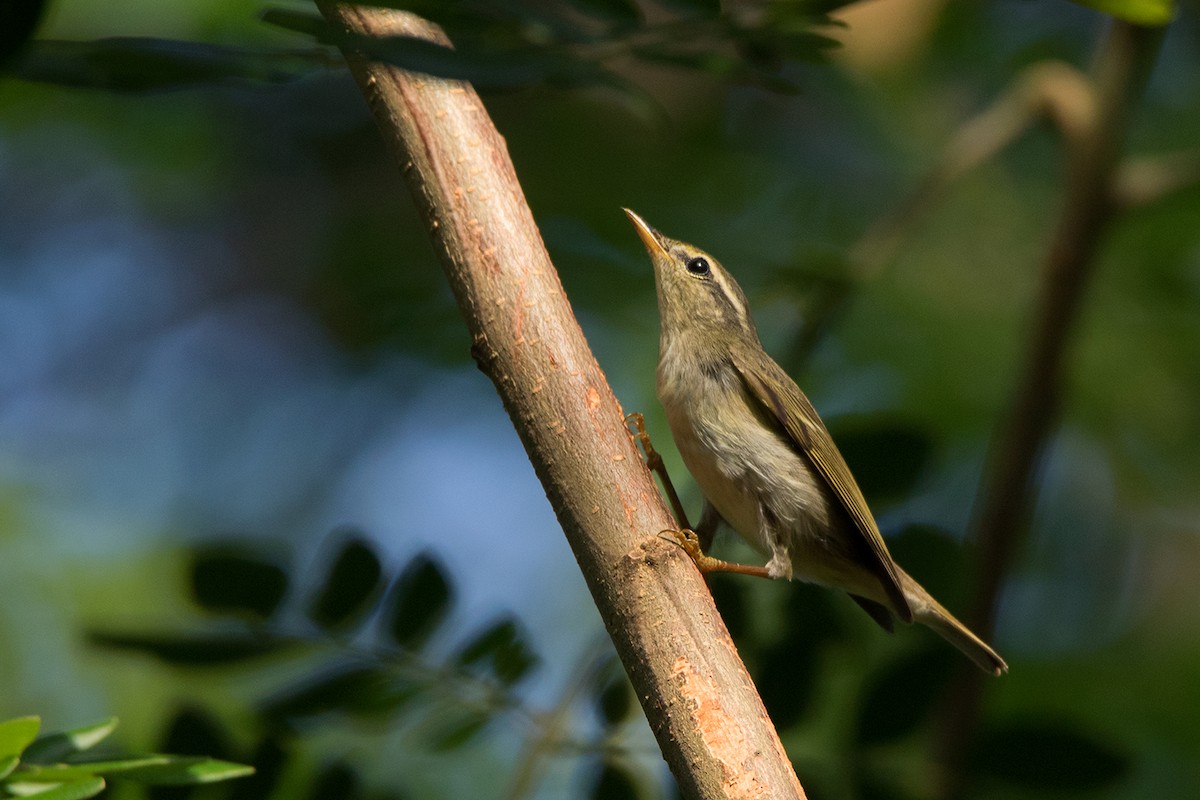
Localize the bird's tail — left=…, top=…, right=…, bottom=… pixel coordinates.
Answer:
left=899, top=569, right=1007, bottom=676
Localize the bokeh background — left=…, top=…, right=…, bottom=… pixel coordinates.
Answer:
left=1, top=1, right=1198, bottom=798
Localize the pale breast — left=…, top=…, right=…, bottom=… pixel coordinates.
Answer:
left=658, top=354, right=835, bottom=558
left=657, top=347, right=887, bottom=593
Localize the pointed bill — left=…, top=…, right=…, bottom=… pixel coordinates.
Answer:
left=623, top=208, right=670, bottom=258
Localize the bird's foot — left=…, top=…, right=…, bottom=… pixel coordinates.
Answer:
left=661, top=528, right=773, bottom=579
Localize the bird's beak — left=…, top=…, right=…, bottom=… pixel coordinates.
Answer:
left=623, top=208, right=670, bottom=259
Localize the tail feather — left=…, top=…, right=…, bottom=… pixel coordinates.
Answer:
left=899, top=570, right=1007, bottom=676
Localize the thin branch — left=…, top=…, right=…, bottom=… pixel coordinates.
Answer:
left=791, top=61, right=1094, bottom=364
left=311, top=4, right=805, bottom=798
left=935, top=20, right=1165, bottom=798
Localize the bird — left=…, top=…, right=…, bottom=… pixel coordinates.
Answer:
left=625, top=208, right=1006, bottom=676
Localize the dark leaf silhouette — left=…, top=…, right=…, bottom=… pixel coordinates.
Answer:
left=308, top=535, right=385, bottom=632
left=228, top=737, right=287, bottom=800
left=828, top=417, right=935, bottom=505
left=970, top=720, right=1130, bottom=792
left=708, top=575, right=750, bottom=641
left=456, top=617, right=538, bottom=686
left=427, top=709, right=492, bottom=752
left=307, top=761, right=361, bottom=800
left=87, top=631, right=297, bottom=665
left=190, top=547, right=288, bottom=620
left=755, top=631, right=821, bottom=730
left=386, top=553, right=453, bottom=649
left=259, top=664, right=410, bottom=722
left=592, top=664, right=634, bottom=728
left=586, top=760, right=641, bottom=800
left=855, top=646, right=954, bottom=746
left=9, top=38, right=336, bottom=92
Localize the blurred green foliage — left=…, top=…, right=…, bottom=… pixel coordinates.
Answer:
left=1, top=1, right=1199, bottom=799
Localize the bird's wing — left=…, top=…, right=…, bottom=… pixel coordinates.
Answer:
left=732, top=355, right=913, bottom=623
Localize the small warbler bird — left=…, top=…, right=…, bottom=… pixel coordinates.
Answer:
left=625, top=208, right=1006, bottom=676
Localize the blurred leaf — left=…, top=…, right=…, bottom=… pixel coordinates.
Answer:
left=1070, top=0, right=1175, bottom=24
left=259, top=665, right=412, bottom=721
left=886, top=525, right=966, bottom=608
left=9, top=38, right=338, bottom=92
left=307, top=535, right=385, bottom=632
left=307, top=762, right=360, bottom=800
left=87, top=631, right=298, bottom=665
left=586, top=760, right=640, bottom=800
left=150, top=708, right=231, bottom=800
left=591, top=663, right=634, bottom=728
left=782, top=581, right=848, bottom=645
left=657, top=0, right=721, bottom=15
left=0, top=717, right=40, bottom=760
left=117, top=758, right=254, bottom=786
left=427, top=710, right=492, bottom=752
left=755, top=632, right=820, bottom=729
left=0, top=756, right=19, bottom=780
left=708, top=576, right=750, bottom=640
left=4, top=776, right=106, bottom=800
left=228, top=738, right=286, bottom=800
left=457, top=617, right=538, bottom=685
left=828, top=417, right=935, bottom=505
left=190, top=547, right=288, bottom=620
left=263, top=9, right=598, bottom=91
left=156, top=707, right=231, bottom=760
left=15, top=756, right=251, bottom=785
left=970, top=720, right=1130, bottom=791
left=854, top=646, right=954, bottom=746
left=564, top=0, right=641, bottom=24
left=387, top=553, right=453, bottom=649
left=23, top=719, right=118, bottom=764
left=0, top=0, right=48, bottom=66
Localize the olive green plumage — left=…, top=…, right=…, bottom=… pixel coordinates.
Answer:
left=625, top=208, right=1006, bottom=676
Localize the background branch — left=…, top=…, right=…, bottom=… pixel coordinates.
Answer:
left=311, top=4, right=804, bottom=798
left=936, top=20, right=1165, bottom=797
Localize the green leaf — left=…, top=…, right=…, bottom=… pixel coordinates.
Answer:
left=307, top=535, right=384, bottom=632
left=828, top=417, right=935, bottom=505
left=3, top=776, right=106, bottom=800
left=306, top=762, right=360, bottom=800
left=87, top=631, right=298, bottom=665
left=586, top=760, right=640, bottom=800
left=9, top=38, right=338, bottom=92
left=592, top=664, right=634, bottom=728
left=657, top=0, right=721, bottom=16
left=259, top=665, right=412, bottom=721
left=108, top=756, right=254, bottom=786
left=0, top=755, right=20, bottom=780
left=190, top=547, right=289, bottom=620
left=563, top=0, right=641, bottom=24
left=428, top=710, right=492, bottom=752
left=0, top=0, right=47, bottom=66
left=855, top=647, right=954, bottom=746
left=1070, top=0, right=1175, bottom=25
left=456, top=617, right=538, bottom=685
left=387, top=553, right=454, bottom=649
left=0, top=717, right=41, bottom=760
left=16, top=756, right=253, bottom=786
left=971, top=720, right=1129, bottom=791
left=23, top=719, right=118, bottom=764
left=755, top=630, right=820, bottom=729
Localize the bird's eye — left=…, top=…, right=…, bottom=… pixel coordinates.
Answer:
left=686, top=257, right=710, bottom=275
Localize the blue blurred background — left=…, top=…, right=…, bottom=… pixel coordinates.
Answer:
left=2, top=1, right=1199, bottom=798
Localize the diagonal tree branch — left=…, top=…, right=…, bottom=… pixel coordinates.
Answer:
left=311, top=4, right=805, bottom=798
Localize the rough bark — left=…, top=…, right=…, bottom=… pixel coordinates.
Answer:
left=312, top=5, right=805, bottom=798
